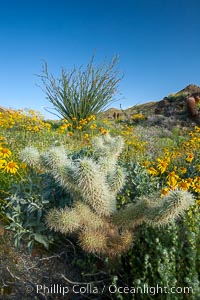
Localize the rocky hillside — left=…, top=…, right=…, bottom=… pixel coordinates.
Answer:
left=102, top=84, right=200, bottom=127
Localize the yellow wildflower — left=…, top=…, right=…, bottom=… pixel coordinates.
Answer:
left=0, top=159, right=7, bottom=169
left=98, top=127, right=109, bottom=135
left=87, top=115, right=96, bottom=121
left=191, top=177, right=200, bottom=192
left=193, top=183, right=200, bottom=193
left=171, top=151, right=181, bottom=159
left=78, top=119, right=87, bottom=125
left=164, top=148, right=169, bottom=155
left=84, top=133, right=89, bottom=141
left=185, top=153, right=194, bottom=163
left=148, top=167, right=158, bottom=176
left=102, top=129, right=109, bottom=135
left=178, top=180, right=190, bottom=191
left=90, top=124, right=97, bottom=130
left=0, top=148, right=12, bottom=158
left=157, top=158, right=168, bottom=174
left=179, top=167, right=187, bottom=174
left=4, top=161, right=19, bottom=174
left=166, top=171, right=179, bottom=188
left=143, top=161, right=150, bottom=167
left=186, top=178, right=194, bottom=186
left=194, top=126, right=200, bottom=133
left=60, top=124, right=68, bottom=130
left=161, top=187, right=170, bottom=196
left=68, top=132, right=74, bottom=137
left=33, top=125, right=39, bottom=132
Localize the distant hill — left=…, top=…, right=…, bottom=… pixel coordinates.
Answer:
left=177, top=84, right=200, bottom=94
left=102, top=84, right=200, bottom=127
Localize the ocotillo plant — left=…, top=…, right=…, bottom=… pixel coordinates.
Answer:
left=21, top=134, right=195, bottom=256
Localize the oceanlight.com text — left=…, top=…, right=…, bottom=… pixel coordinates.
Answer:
left=33, top=283, right=194, bottom=296
left=108, top=284, right=193, bottom=295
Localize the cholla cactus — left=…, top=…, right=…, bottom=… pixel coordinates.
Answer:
left=20, top=146, right=40, bottom=167
left=21, top=134, right=195, bottom=257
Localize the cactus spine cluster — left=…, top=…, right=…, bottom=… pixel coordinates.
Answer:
left=21, top=134, right=195, bottom=256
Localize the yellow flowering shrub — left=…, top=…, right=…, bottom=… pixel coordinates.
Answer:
left=131, top=113, right=145, bottom=120
left=0, top=137, right=19, bottom=175
left=143, top=126, right=200, bottom=197
left=57, top=115, right=97, bottom=135
left=0, top=109, right=51, bottom=133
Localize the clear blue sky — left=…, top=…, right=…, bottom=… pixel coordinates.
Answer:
left=0, top=0, right=200, bottom=119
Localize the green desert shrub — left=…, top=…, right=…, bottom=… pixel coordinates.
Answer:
left=3, top=172, right=72, bottom=252
left=167, top=92, right=188, bottom=102
left=118, top=205, right=200, bottom=299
